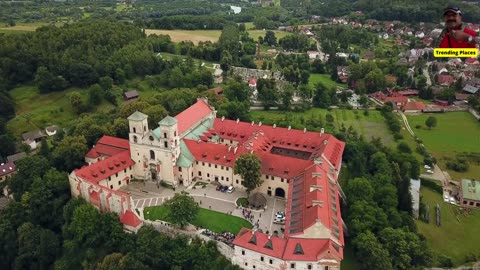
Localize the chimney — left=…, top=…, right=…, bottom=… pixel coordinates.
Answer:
left=303, top=128, right=307, bottom=133
left=268, top=234, right=271, bottom=239
left=273, top=124, right=276, bottom=128
left=251, top=121, right=254, bottom=126
left=288, top=126, right=291, bottom=130
left=236, top=118, right=240, bottom=124
left=221, top=116, right=225, bottom=122
left=259, top=121, right=262, bottom=127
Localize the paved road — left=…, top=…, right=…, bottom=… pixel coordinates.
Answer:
left=399, top=112, right=415, bottom=137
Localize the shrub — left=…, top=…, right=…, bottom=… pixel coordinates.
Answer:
left=415, top=124, right=422, bottom=129
left=363, top=110, right=369, bottom=116
left=446, top=157, right=470, bottom=172
left=420, top=178, right=443, bottom=194
left=393, top=133, right=403, bottom=140
left=437, top=254, right=454, bottom=267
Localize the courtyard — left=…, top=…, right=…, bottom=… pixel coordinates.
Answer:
left=120, top=180, right=287, bottom=236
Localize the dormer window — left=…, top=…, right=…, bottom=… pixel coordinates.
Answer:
left=149, top=136, right=154, bottom=141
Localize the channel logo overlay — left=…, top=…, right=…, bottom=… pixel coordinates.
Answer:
left=434, top=48, right=478, bottom=58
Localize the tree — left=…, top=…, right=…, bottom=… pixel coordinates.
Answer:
left=359, top=94, right=369, bottom=108
left=353, top=231, right=393, bottom=270
left=311, top=59, right=324, bottom=73
left=164, top=192, right=199, bottom=228
left=347, top=177, right=375, bottom=203
left=279, top=83, right=294, bottom=111
left=264, top=31, right=277, bottom=46
left=0, top=133, right=16, bottom=159
left=69, top=91, right=87, bottom=114
left=51, top=136, right=88, bottom=172
left=97, top=253, right=127, bottom=270
left=39, top=138, right=50, bottom=159
left=256, top=79, right=278, bottom=110
left=425, top=116, right=437, bottom=130
left=144, top=105, right=168, bottom=129
left=88, top=84, right=103, bottom=106
left=99, top=76, right=114, bottom=91
left=234, top=154, right=262, bottom=195
left=238, top=23, right=246, bottom=32
left=223, top=79, right=251, bottom=102
left=397, top=142, right=412, bottom=153
left=467, top=95, right=479, bottom=107
left=218, top=101, right=250, bottom=121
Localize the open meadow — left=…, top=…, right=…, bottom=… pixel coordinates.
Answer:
left=145, top=29, right=290, bottom=44
left=407, top=112, right=480, bottom=180
left=250, top=108, right=394, bottom=145
left=309, top=73, right=346, bottom=89
left=416, top=186, right=480, bottom=266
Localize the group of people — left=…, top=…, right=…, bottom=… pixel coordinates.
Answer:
left=201, top=229, right=236, bottom=247
left=242, top=208, right=255, bottom=222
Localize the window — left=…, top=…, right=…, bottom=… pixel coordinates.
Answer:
left=207, top=173, right=210, bottom=177
left=272, top=176, right=275, bottom=180
left=124, top=169, right=126, bottom=173
left=174, top=131, right=177, bottom=136
left=133, top=127, right=136, bottom=133
left=221, top=176, right=224, bottom=180
left=242, top=250, right=245, bottom=255
left=118, top=181, right=121, bottom=185
left=149, top=136, right=154, bottom=141
left=287, top=179, right=290, bottom=183
left=290, top=263, right=295, bottom=269
left=470, top=201, right=474, bottom=206
left=202, top=162, right=205, bottom=166
left=226, top=167, right=229, bottom=171
left=144, top=126, right=146, bottom=132
left=253, top=266, right=256, bottom=269
left=221, top=166, right=224, bottom=170
left=236, top=180, right=239, bottom=184
left=150, top=150, right=155, bottom=160
left=227, top=177, right=229, bottom=181
left=108, top=176, right=111, bottom=180
left=179, top=167, right=182, bottom=172
left=308, top=265, right=312, bottom=270
left=196, top=161, right=198, bottom=165
left=244, top=263, right=248, bottom=266
left=164, top=132, right=167, bottom=138
left=324, top=266, right=329, bottom=270
left=260, top=257, right=264, bottom=262
left=116, top=173, right=118, bottom=177
left=198, top=172, right=202, bottom=176
left=266, top=175, right=269, bottom=179
left=215, top=165, right=218, bottom=168
left=209, top=164, right=211, bottom=167
left=133, top=136, right=137, bottom=143
left=164, top=141, right=168, bottom=148
left=269, top=259, right=273, bottom=264
left=281, top=178, right=284, bottom=183
left=110, top=185, right=113, bottom=189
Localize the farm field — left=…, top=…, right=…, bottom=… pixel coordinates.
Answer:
left=416, top=186, right=480, bottom=266
left=144, top=206, right=252, bottom=234
left=145, top=29, right=290, bottom=44
left=407, top=112, right=480, bottom=180
left=0, top=22, right=62, bottom=32
left=309, top=73, right=346, bottom=89
left=250, top=108, right=394, bottom=145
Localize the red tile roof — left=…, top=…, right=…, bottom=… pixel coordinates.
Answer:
left=0, top=161, right=16, bottom=176
left=439, top=75, right=455, bottom=86
left=465, top=58, right=479, bottom=65
left=398, top=90, right=419, bottom=96
left=120, top=210, right=142, bottom=227
left=232, top=228, right=287, bottom=259
left=86, top=136, right=130, bottom=159
left=249, top=78, right=257, bottom=86
left=75, top=151, right=134, bottom=184
left=282, top=238, right=342, bottom=261
left=404, top=101, right=426, bottom=111
left=98, top=135, right=130, bottom=149
left=175, top=98, right=213, bottom=135
left=384, top=96, right=408, bottom=104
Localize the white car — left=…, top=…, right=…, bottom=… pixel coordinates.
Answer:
left=424, top=165, right=431, bottom=169
left=426, top=170, right=434, bottom=174
left=227, top=186, right=235, bottom=193
left=275, top=216, right=286, bottom=222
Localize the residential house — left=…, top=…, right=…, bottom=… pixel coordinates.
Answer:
left=45, top=125, right=59, bottom=136
left=438, top=75, right=455, bottom=86
left=415, top=31, right=425, bottom=38
left=459, top=179, right=480, bottom=209
left=455, top=92, right=471, bottom=101
left=465, top=58, right=479, bottom=65
left=438, top=67, right=449, bottom=75
left=364, top=51, right=375, bottom=60
left=403, top=101, right=426, bottom=113
left=335, top=52, right=349, bottom=59
left=337, top=66, right=350, bottom=83
left=307, top=51, right=320, bottom=60
left=22, top=130, right=46, bottom=149
left=7, top=152, right=27, bottom=163
left=385, top=75, right=398, bottom=85
left=0, top=162, right=16, bottom=182
left=398, top=90, right=419, bottom=96
left=123, top=90, right=139, bottom=101
left=463, top=84, right=479, bottom=95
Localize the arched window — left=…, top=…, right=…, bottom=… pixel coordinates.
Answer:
left=150, top=150, right=155, bottom=160
left=133, top=136, right=137, bottom=143
left=149, top=136, right=154, bottom=141
left=133, top=127, right=136, bottom=133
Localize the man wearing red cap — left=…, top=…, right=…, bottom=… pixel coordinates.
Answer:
left=437, top=5, right=477, bottom=48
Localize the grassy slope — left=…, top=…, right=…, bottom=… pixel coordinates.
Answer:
left=144, top=206, right=252, bottom=234
left=416, top=187, right=480, bottom=265
left=407, top=112, right=480, bottom=180
left=308, top=73, right=346, bottom=89
left=250, top=108, right=394, bottom=146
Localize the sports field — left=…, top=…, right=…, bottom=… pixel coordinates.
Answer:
left=250, top=108, right=394, bottom=145
left=416, top=186, right=480, bottom=266
left=407, top=112, right=480, bottom=180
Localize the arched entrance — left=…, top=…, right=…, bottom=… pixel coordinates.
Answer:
left=275, top=188, right=285, bottom=198
left=149, top=164, right=158, bottom=181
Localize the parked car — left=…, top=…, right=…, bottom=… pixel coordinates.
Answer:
left=426, top=169, right=434, bottom=174
left=276, top=211, right=285, bottom=217
left=275, top=216, right=286, bottom=222
left=227, top=186, right=235, bottom=193
left=221, top=186, right=229, bottom=192
left=273, top=220, right=285, bottom=225
left=216, top=185, right=223, bottom=191
left=275, top=213, right=285, bottom=219
left=424, top=165, right=431, bottom=169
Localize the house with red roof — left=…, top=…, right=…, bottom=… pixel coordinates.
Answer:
left=0, top=161, right=16, bottom=182
left=438, top=75, right=455, bottom=87
left=403, top=101, right=426, bottom=113
left=69, top=97, right=346, bottom=265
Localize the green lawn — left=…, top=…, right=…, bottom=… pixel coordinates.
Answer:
left=416, top=187, right=480, bottom=266
left=250, top=108, right=394, bottom=145
left=309, top=73, right=346, bottom=89
left=144, top=206, right=253, bottom=234
left=407, top=112, right=480, bottom=180
left=7, top=84, right=117, bottom=139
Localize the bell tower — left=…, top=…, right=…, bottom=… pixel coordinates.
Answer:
left=127, top=111, right=149, bottom=145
